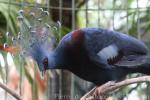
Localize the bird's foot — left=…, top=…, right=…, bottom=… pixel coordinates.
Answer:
left=92, top=81, right=116, bottom=99
left=81, top=81, right=116, bottom=100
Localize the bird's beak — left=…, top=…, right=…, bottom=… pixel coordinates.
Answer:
left=40, top=70, right=45, bottom=80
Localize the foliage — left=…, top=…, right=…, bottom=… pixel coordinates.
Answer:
left=0, top=0, right=19, bottom=45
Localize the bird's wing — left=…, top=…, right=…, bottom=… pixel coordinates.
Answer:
left=114, top=55, right=147, bottom=68
left=82, top=28, right=148, bottom=69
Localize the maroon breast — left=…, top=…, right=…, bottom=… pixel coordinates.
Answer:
left=72, top=29, right=84, bottom=44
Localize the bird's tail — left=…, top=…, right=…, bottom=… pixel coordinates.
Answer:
left=115, top=55, right=150, bottom=75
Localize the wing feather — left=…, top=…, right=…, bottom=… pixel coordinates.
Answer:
left=82, top=28, right=148, bottom=68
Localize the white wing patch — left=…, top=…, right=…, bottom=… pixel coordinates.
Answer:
left=97, top=44, right=118, bottom=60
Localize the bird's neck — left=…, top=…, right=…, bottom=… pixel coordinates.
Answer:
left=48, top=49, right=67, bottom=69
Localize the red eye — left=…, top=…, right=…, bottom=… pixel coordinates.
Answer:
left=43, top=57, right=48, bottom=65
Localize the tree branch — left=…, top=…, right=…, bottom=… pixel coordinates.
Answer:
left=0, top=82, right=22, bottom=100
left=81, top=76, right=150, bottom=100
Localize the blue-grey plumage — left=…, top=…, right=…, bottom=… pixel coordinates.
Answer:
left=31, top=28, right=149, bottom=85
left=82, top=28, right=148, bottom=67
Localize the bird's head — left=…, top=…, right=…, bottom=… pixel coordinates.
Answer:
left=30, top=43, right=48, bottom=78
left=14, top=8, right=59, bottom=79
left=25, top=27, right=55, bottom=79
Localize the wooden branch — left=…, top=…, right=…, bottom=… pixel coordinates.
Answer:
left=0, top=82, right=22, bottom=100
left=81, top=76, right=150, bottom=100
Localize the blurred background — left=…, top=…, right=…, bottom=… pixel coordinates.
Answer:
left=0, top=0, right=150, bottom=100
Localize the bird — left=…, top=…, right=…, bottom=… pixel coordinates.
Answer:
left=30, top=27, right=149, bottom=86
